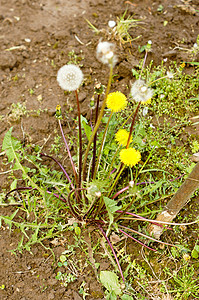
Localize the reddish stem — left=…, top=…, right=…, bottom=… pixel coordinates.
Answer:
left=126, top=101, right=141, bottom=148
left=91, top=94, right=100, bottom=179
left=97, top=223, right=125, bottom=283
left=75, top=90, right=82, bottom=189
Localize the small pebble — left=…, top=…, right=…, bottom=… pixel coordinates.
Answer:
left=108, top=20, right=116, bottom=28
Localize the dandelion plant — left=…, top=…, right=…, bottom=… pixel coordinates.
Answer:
left=3, top=40, right=196, bottom=283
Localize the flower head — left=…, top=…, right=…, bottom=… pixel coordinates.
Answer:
left=115, top=129, right=132, bottom=146
left=96, top=41, right=117, bottom=67
left=106, top=91, right=127, bottom=112
left=119, top=148, right=141, bottom=167
left=57, top=64, right=83, bottom=91
left=130, top=80, right=154, bottom=104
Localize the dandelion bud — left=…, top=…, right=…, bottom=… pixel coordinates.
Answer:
left=130, top=80, right=154, bottom=104
left=90, top=96, right=95, bottom=108
left=56, top=104, right=62, bottom=119
left=57, top=64, right=83, bottom=91
left=94, top=82, right=105, bottom=95
left=146, top=40, right=152, bottom=51
left=96, top=41, right=117, bottom=67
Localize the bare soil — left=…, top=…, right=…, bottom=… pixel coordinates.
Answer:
left=0, top=0, right=199, bottom=299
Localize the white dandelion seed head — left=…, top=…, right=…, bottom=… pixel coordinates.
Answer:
left=96, top=41, right=117, bottom=67
left=57, top=64, right=83, bottom=91
left=130, top=79, right=154, bottom=103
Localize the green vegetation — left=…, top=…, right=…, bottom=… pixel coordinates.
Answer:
left=1, top=41, right=199, bottom=299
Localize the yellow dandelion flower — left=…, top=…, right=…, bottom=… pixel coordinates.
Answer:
left=56, top=104, right=61, bottom=111
left=144, top=98, right=151, bottom=105
left=180, top=62, right=185, bottom=69
left=119, top=148, right=141, bottom=167
left=115, top=129, right=132, bottom=146
left=106, top=91, right=127, bottom=112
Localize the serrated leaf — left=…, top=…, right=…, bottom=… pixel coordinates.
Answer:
left=100, top=271, right=122, bottom=295
left=2, top=128, right=21, bottom=161
left=103, top=197, right=121, bottom=226
left=81, top=115, right=92, bottom=140
left=2, top=129, right=44, bottom=197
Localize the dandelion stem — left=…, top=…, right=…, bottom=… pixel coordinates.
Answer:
left=108, top=164, right=125, bottom=197
left=139, top=50, right=148, bottom=80
left=91, top=94, right=100, bottom=179
left=119, top=225, right=175, bottom=247
left=118, top=228, right=156, bottom=251
left=58, top=119, right=78, bottom=186
left=97, top=223, right=125, bottom=283
left=40, top=153, right=74, bottom=188
left=126, top=101, right=141, bottom=148
left=75, top=90, right=82, bottom=188
left=93, top=111, right=113, bottom=179
left=148, top=75, right=173, bottom=86
left=82, top=64, right=113, bottom=181
left=106, top=145, right=120, bottom=180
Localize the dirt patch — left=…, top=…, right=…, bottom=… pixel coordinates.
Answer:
left=0, top=0, right=199, bottom=299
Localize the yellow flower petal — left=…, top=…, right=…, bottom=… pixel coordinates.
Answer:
left=106, top=91, right=127, bottom=112
left=115, top=129, right=132, bottom=146
left=119, top=148, right=141, bottom=167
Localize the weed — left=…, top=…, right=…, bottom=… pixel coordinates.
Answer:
left=114, top=10, right=141, bottom=45
left=8, top=102, right=27, bottom=121
left=67, top=49, right=84, bottom=66
left=164, top=264, right=199, bottom=299
left=1, top=38, right=199, bottom=297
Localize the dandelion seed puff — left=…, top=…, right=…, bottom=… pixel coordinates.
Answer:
left=96, top=41, right=117, bottom=67
left=57, top=64, right=83, bottom=91
left=130, top=79, right=154, bottom=104
left=115, top=129, right=132, bottom=146
left=119, top=148, right=141, bottom=167
left=106, top=91, right=127, bottom=112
